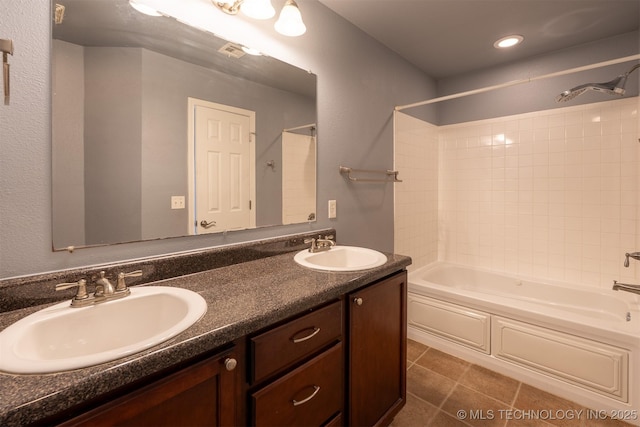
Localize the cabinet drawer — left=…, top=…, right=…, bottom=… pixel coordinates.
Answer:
left=251, top=301, right=342, bottom=383
left=252, top=343, right=343, bottom=426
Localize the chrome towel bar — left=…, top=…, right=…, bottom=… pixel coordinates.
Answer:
left=339, top=166, right=402, bottom=183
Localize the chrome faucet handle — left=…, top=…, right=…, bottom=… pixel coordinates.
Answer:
left=319, top=236, right=336, bottom=246
left=304, top=238, right=318, bottom=252
left=116, top=270, right=142, bottom=292
left=55, top=279, right=89, bottom=301
left=624, top=252, right=640, bottom=267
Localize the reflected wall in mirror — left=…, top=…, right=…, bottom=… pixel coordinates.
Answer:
left=51, top=0, right=317, bottom=250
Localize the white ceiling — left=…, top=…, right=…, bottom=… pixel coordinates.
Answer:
left=318, top=0, right=640, bottom=79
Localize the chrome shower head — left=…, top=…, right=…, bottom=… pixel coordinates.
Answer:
left=556, top=75, right=627, bottom=102
left=555, top=63, right=640, bottom=103
left=555, top=85, right=590, bottom=102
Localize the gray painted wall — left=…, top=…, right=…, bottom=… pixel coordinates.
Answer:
left=84, top=47, right=143, bottom=245
left=0, top=0, right=436, bottom=278
left=436, top=32, right=639, bottom=125
left=52, top=40, right=85, bottom=247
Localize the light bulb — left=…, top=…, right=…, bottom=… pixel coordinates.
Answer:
left=241, top=0, right=276, bottom=20
left=275, top=0, right=306, bottom=37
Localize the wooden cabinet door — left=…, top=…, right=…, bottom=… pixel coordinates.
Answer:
left=59, top=348, right=241, bottom=427
left=348, top=272, right=407, bottom=427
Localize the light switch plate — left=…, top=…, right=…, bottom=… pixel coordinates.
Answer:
left=328, top=200, right=337, bottom=219
left=171, top=196, right=185, bottom=209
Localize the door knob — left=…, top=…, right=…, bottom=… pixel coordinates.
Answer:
left=200, top=220, right=216, bottom=229
left=353, top=297, right=363, bottom=306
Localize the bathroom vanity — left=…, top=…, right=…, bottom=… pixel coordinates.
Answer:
left=0, top=232, right=410, bottom=427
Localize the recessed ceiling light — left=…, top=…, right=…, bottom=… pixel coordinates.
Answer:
left=494, top=35, right=524, bottom=49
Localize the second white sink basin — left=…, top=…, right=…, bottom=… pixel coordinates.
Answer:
left=294, top=246, right=387, bottom=272
left=0, top=286, right=207, bottom=374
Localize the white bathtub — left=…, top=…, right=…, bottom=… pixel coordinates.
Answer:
left=408, top=262, right=640, bottom=423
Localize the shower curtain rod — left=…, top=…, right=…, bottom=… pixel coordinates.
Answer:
left=395, top=54, right=640, bottom=111
left=283, top=123, right=317, bottom=132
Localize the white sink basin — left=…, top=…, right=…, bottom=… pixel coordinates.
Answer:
left=294, top=245, right=387, bottom=272
left=0, top=286, right=207, bottom=374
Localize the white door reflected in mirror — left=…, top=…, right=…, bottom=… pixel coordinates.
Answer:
left=188, top=99, right=256, bottom=234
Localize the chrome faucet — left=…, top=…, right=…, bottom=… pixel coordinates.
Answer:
left=56, top=270, right=141, bottom=307
left=624, top=252, right=640, bottom=267
left=612, top=280, right=640, bottom=296
left=94, top=271, right=116, bottom=297
left=305, top=235, right=336, bottom=253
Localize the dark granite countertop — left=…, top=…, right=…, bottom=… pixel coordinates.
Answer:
left=0, top=249, right=411, bottom=426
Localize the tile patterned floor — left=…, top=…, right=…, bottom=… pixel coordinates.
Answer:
left=391, top=339, right=635, bottom=427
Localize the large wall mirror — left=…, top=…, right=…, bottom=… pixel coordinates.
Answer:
left=51, top=0, right=317, bottom=250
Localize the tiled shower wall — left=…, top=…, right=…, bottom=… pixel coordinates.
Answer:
left=394, top=112, right=439, bottom=270
left=395, top=97, right=640, bottom=288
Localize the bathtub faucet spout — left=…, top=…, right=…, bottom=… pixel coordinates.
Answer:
left=612, top=280, right=640, bottom=295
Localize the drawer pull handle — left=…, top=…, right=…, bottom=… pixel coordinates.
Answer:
left=292, top=327, right=321, bottom=343
left=292, top=385, right=320, bottom=406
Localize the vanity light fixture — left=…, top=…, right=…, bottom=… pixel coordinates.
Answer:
left=493, top=34, right=524, bottom=49
left=213, top=0, right=306, bottom=36
left=216, top=0, right=275, bottom=19
left=54, top=3, right=66, bottom=24
left=129, top=0, right=162, bottom=17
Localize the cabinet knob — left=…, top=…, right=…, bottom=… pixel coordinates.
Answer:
left=353, top=297, right=363, bottom=306
left=224, top=357, right=237, bottom=371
